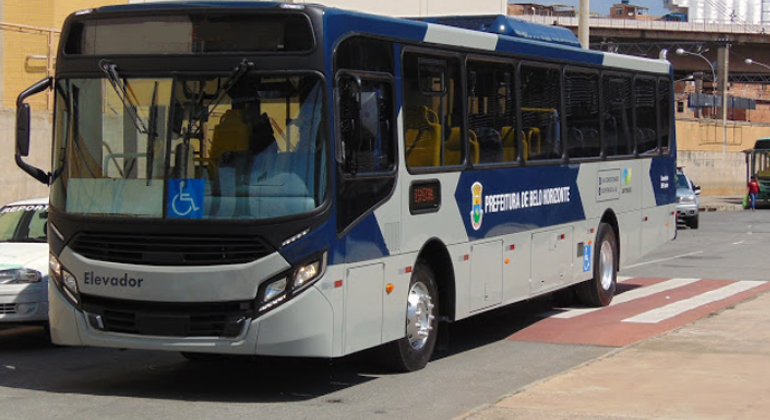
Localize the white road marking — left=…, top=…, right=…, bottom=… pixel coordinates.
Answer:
left=548, top=278, right=701, bottom=319
left=732, top=241, right=745, bottom=245
left=622, top=281, right=764, bottom=324
left=623, top=250, right=704, bottom=269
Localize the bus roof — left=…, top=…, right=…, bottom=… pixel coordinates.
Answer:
left=72, top=2, right=670, bottom=75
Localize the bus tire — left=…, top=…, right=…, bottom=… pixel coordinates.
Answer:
left=382, top=260, right=439, bottom=372
left=576, top=222, right=617, bottom=307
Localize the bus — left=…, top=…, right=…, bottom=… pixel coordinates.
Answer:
left=15, top=2, right=676, bottom=372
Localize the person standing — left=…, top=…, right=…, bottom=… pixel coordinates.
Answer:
left=748, top=175, right=760, bottom=211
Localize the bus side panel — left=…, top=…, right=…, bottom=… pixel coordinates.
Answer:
left=501, top=231, right=532, bottom=306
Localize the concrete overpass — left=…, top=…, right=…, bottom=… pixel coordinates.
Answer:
left=516, top=15, right=770, bottom=84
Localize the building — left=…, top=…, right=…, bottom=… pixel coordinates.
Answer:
left=664, top=0, right=769, bottom=24
left=611, top=0, right=655, bottom=20
left=508, top=3, right=576, bottom=17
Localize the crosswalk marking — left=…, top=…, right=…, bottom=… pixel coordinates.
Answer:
left=622, top=280, right=764, bottom=324
left=547, top=278, right=701, bottom=319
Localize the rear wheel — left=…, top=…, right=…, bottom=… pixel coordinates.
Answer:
left=576, top=223, right=617, bottom=307
left=382, top=260, right=439, bottom=372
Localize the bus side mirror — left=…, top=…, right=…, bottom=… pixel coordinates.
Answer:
left=16, top=103, right=31, bottom=157
left=15, top=77, right=53, bottom=185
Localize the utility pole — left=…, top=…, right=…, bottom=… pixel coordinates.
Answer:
left=579, top=0, right=589, bottom=49
left=718, top=44, right=730, bottom=154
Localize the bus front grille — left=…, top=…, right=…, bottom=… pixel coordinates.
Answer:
left=82, top=295, right=253, bottom=338
left=71, top=233, right=273, bottom=266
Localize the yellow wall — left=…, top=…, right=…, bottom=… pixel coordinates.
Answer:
left=676, top=119, right=770, bottom=152
left=1, top=0, right=127, bottom=110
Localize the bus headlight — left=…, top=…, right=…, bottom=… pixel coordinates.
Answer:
left=257, top=252, right=327, bottom=314
left=49, top=254, right=80, bottom=305
left=0, top=268, right=42, bottom=284
left=263, top=277, right=288, bottom=303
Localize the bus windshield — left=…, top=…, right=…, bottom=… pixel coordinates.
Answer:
left=51, top=72, right=327, bottom=220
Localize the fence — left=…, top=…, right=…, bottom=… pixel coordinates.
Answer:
left=0, top=22, right=60, bottom=110
left=516, top=15, right=768, bottom=35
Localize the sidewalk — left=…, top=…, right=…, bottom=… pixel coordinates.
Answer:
left=461, top=289, right=770, bottom=420
left=698, top=195, right=744, bottom=212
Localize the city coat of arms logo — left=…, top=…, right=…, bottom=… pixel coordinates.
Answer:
left=471, top=182, right=483, bottom=230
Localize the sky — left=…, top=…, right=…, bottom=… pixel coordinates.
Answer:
left=531, top=1, right=669, bottom=17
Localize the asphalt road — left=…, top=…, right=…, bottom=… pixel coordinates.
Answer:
left=1, top=210, right=768, bottom=420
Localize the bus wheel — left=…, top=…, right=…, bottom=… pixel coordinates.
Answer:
left=577, top=223, right=617, bottom=307
left=382, top=260, right=439, bottom=372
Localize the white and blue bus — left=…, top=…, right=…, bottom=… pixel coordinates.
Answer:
left=15, top=2, right=676, bottom=371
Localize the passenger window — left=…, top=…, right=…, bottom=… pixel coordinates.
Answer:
left=603, top=74, right=633, bottom=157
left=520, top=64, right=562, bottom=161
left=565, top=70, right=600, bottom=159
left=635, top=77, right=659, bottom=155
left=403, top=53, right=464, bottom=168
left=467, top=60, right=516, bottom=164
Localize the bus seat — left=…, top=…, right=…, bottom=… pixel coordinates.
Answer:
left=406, top=106, right=442, bottom=167
left=444, top=127, right=479, bottom=165
left=475, top=127, right=502, bottom=163
left=210, top=109, right=250, bottom=164
left=527, top=128, right=541, bottom=155
left=501, top=126, right=516, bottom=162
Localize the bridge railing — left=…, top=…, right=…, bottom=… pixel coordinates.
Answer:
left=516, top=15, right=767, bottom=35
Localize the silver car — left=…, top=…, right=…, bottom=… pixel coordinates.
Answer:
left=0, top=197, right=49, bottom=327
left=676, top=170, right=701, bottom=229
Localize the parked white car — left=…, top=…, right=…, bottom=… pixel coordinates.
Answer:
left=0, top=197, right=49, bottom=326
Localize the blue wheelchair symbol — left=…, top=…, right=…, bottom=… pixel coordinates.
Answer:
left=583, top=244, right=592, bottom=272
left=168, top=179, right=204, bottom=219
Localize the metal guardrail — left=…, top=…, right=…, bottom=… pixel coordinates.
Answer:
left=516, top=15, right=768, bottom=35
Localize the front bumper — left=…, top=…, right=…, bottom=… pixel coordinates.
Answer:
left=0, top=282, right=49, bottom=323
left=676, top=203, right=698, bottom=219
left=48, top=275, right=336, bottom=357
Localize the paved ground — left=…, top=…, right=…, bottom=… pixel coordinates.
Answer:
left=462, top=198, right=770, bottom=420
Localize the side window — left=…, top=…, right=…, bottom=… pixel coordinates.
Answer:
left=603, top=74, right=634, bottom=157
left=659, top=78, right=671, bottom=155
left=520, top=64, right=562, bottom=161
left=467, top=60, right=516, bottom=164
left=403, top=53, right=464, bottom=168
left=565, top=70, right=600, bottom=159
left=338, top=74, right=395, bottom=174
left=635, top=77, right=658, bottom=155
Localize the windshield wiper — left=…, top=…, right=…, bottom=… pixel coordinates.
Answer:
left=99, top=59, right=148, bottom=134
left=184, top=59, right=253, bottom=140
left=146, top=81, right=159, bottom=185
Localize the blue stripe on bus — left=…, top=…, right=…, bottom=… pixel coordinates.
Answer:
left=650, top=156, right=677, bottom=206
left=324, top=9, right=430, bottom=48
left=494, top=37, right=604, bottom=65
left=455, top=165, right=585, bottom=240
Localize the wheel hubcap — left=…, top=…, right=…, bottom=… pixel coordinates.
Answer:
left=406, top=281, right=435, bottom=350
left=599, top=239, right=614, bottom=290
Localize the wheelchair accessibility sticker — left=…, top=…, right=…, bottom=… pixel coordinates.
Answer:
left=168, top=179, right=204, bottom=219
left=583, top=244, right=592, bottom=272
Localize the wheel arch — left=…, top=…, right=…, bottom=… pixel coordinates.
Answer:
left=416, top=238, right=456, bottom=322
left=600, top=209, right=620, bottom=265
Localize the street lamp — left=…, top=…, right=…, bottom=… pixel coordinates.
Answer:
left=676, top=48, right=717, bottom=89
left=745, top=58, right=770, bottom=71
left=676, top=48, right=717, bottom=118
